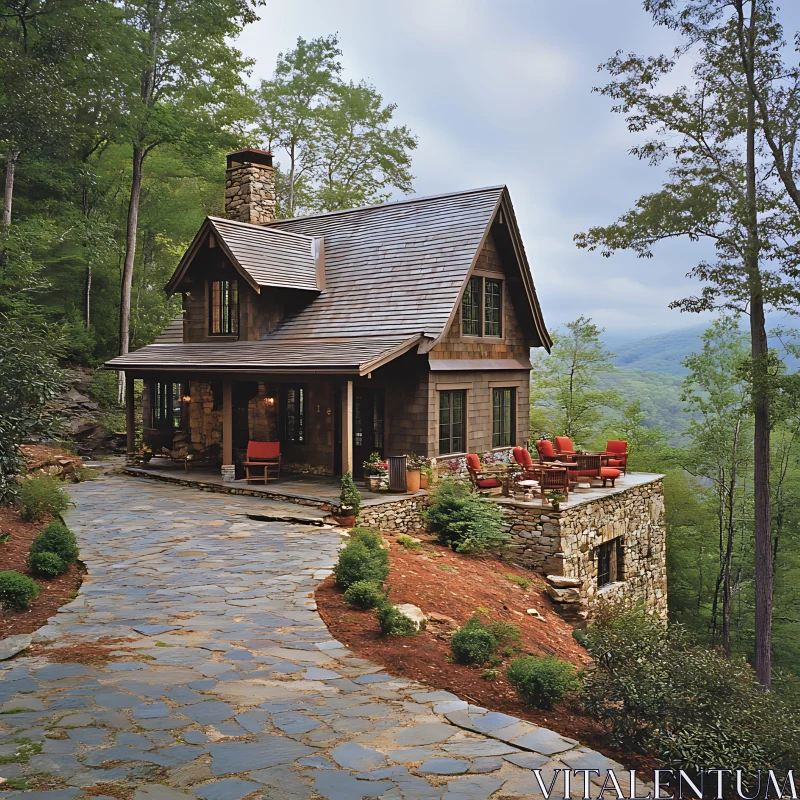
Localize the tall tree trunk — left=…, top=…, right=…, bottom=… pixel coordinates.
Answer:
left=2, top=148, right=20, bottom=232
left=745, top=90, right=773, bottom=689
left=84, top=263, right=92, bottom=328
left=118, top=146, right=145, bottom=403
left=722, top=421, right=740, bottom=657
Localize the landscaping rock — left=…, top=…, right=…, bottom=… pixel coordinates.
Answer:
left=526, top=608, right=545, bottom=620
left=545, top=575, right=583, bottom=589
left=395, top=603, right=427, bottom=630
left=545, top=585, right=582, bottom=604
left=0, top=634, right=32, bottom=661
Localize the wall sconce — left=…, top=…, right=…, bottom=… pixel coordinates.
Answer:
left=265, top=397, right=275, bottom=407
left=182, top=395, right=191, bottom=404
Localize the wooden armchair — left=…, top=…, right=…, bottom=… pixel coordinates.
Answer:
left=553, top=436, right=578, bottom=459
left=512, top=447, right=538, bottom=479
left=244, top=441, right=281, bottom=484
left=466, top=453, right=503, bottom=493
left=604, top=440, right=629, bottom=474
left=535, top=439, right=559, bottom=463
left=534, top=465, right=570, bottom=501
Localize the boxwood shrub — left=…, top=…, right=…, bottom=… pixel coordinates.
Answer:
left=375, top=597, right=417, bottom=636
left=29, top=520, right=79, bottom=564
left=28, top=551, right=66, bottom=578
left=333, top=539, right=389, bottom=590
left=343, top=580, right=385, bottom=610
left=506, top=655, right=579, bottom=710
left=0, top=571, right=40, bottom=610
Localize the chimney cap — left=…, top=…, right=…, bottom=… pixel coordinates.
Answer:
left=227, top=148, right=273, bottom=169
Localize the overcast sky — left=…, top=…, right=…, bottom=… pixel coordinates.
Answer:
left=237, top=0, right=800, bottom=338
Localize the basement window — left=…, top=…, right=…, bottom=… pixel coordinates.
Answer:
left=597, top=538, right=624, bottom=588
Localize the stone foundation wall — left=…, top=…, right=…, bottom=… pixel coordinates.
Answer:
left=359, top=497, right=428, bottom=534
left=497, top=479, right=667, bottom=617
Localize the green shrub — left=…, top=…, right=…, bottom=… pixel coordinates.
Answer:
left=343, top=580, right=385, bottom=610
left=348, top=527, right=383, bottom=551
left=73, top=466, right=99, bottom=482
left=506, top=655, right=579, bottom=710
left=424, top=479, right=508, bottom=553
left=333, top=540, right=389, bottom=589
left=451, top=624, right=497, bottom=665
left=17, top=475, right=70, bottom=522
left=375, top=598, right=418, bottom=636
left=0, top=571, right=40, bottom=610
left=505, top=573, right=530, bottom=590
left=27, top=551, right=66, bottom=578
left=29, top=519, right=79, bottom=564
left=581, top=606, right=800, bottom=771
left=339, top=471, right=361, bottom=518
left=485, top=620, right=521, bottom=646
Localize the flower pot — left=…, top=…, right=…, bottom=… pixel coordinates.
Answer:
left=406, top=469, right=421, bottom=493
left=420, top=472, right=429, bottom=489
left=365, top=475, right=381, bottom=492
left=331, top=512, right=356, bottom=528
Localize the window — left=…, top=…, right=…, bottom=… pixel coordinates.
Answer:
left=152, top=382, right=183, bottom=429
left=461, top=276, right=481, bottom=336
left=597, top=538, right=624, bottom=588
left=461, top=275, right=502, bottom=337
left=209, top=279, right=238, bottom=335
left=283, top=385, right=305, bottom=443
left=439, top=390, right=466, bottom=455
left=492, top=388, right=515, bottom=448
left=484, top=278, right=503, bottom=336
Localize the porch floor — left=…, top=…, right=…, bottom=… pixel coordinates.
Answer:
left=123, top=459, right=427, bottom=508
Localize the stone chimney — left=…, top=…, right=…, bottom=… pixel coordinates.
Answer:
left=225, top=149, right=276, bottom=225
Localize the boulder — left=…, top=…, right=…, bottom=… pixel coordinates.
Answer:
left=546, top=575, right=583, bottom=589
left=545, top=585, right=582, bottom=604
left=395, top=603, right=427, bottom=630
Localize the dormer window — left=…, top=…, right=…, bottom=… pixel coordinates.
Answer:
left=210, top=279, right=238, bottom=335
left=461, top=275, right=503, bottom=337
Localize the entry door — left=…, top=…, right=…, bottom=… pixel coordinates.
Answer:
left=353, top=387, right=384, bottom=478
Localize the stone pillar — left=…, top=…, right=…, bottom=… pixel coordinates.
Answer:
left=225, top=149, right=275, bottom=225
left=342, top=380, right=354, bottom=476
left=125, top=372, right=136, bottom=465
left=221, top=379, right=234, bottom=482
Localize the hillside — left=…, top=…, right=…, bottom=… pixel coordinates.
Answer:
left=605, top=325, right=705, bottom=376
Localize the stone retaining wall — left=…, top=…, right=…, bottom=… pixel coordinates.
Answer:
left=359, top=497, right=428, bottom=534
left=496, top=478, right=667, bottom=617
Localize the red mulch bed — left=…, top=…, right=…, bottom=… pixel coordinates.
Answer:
left=0, top=506, right=84, bottom=639
left=316, top=532, right=658, bottom=772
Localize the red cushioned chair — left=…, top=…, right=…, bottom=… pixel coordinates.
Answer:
left=604, top=440, right=629, bottom=474
left=466, top=453, right=502, bottom=493
left=244, top=441, right=281, bottom=484
left=535, top=440, right=558, bottom=463
left=512, top=446, right=537, bottom=477
left=553, top=436, right=578, bottom=459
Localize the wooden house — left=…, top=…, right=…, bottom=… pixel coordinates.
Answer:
left=107, top=149, right=551, bottom=481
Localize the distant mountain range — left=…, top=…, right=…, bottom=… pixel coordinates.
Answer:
left=603, top=320, right=799, bottom=377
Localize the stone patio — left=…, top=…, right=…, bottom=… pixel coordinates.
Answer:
left=0, top=476, right=636, bottom=799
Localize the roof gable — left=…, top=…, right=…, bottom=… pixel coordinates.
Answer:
left=165, top=217, right=320, bottom=295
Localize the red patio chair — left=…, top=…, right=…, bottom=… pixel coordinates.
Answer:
left=466, top=453, right=502, bottom=493
left=604, top=440, right=629, bottom=474
left=553, top=436, right=578, bottom=458
left=535, top=440, right=558, bottom=463
left=244, top=441, right=281, bottom=484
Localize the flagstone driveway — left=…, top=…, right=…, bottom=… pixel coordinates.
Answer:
left=0, top=477, right=621, bottom=800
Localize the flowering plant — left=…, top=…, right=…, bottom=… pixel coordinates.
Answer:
left=363, top=452, right=388, bottom=476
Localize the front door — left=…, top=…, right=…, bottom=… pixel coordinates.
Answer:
left=353, top=387, right=384, bottom=478
left=232, top=381, right=258, bottom=479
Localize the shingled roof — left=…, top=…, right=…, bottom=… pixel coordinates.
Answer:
left=165, top=217, right=320, bottom=294
left=105, top=335, right=421, bottom=376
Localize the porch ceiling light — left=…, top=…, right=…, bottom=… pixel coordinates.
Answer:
left=182, top=395, right=191, bottom=403
left=265, top=396, right=275, bottom=406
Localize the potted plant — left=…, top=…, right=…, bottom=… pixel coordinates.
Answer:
left=362, top=452, right=388, bottom=492
left=139, top=444, right=153, bottom=463
left=419, top=459, right=433, bottom=489
left=547, top=490, right=565, bottom=511
left=406, top=453, right=426, bottom=493
left=332, top=472, right=361, bottom=527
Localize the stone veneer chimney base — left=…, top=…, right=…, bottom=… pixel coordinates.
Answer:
left=225, top=149, right=276, bottom=225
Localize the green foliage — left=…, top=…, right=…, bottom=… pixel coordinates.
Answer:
left=333, top=540, right=389, bottom=590
left=485, top=620, right=521, bottom=646
left=339, top=472, right=361, bottom=518
left=506, top=655, right=579, bottom=710
left=375, top=597, right=418, bottom=636
left=72, top=466, right=99, bottom=483
left=530, top=315, right=618, bottom=443
left=0, top=571, right=40, bottom=611
left=27, top=551, right=66, bottom=578
left=481, top=668, right=499, bottom=681
left=397, top=534, right=422, bottom=550
left=0, top=316, right=64, bottom=503
left=17, top=476, right=70, bottom=522
left=343, top=580, right=385, bottom=610
left=581, top=607, right=800, bottom=771
left=348, top=527, right=382, bottom=551
left=29, top=519, right=79, bottom=564
left=505, top=574, right=530, bottom=590
left=257, top=34, right=416, bottom=217
left=451, top=624, right=497, bottom=665
left=424, top=480, right=508, bottom=553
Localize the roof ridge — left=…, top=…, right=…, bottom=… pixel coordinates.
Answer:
left=208, top=216, right=315, bottom=242
left=267, top=185, right=506, bottom=226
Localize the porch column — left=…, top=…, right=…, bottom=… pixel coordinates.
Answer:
left=221, top=379, right=234, bottom=482
left=342, top=379, right=354, bottom=475
left=125, top=372, right=135, bottom=465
